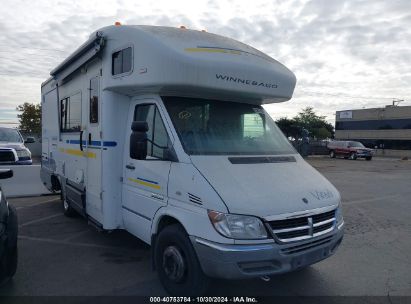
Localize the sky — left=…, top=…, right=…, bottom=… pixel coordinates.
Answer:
left=0, top=0, right=410, bottom=127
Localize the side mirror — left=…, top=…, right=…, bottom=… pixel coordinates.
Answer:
left=131, top=121, right=149, bottom=132
left=25, top=137, right=35, bottom=144
left=130, top=121, right=148, bottom=160
left=0, top=169, right=13, bottom=180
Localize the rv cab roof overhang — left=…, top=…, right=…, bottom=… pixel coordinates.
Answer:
left=45, top=25, right=296, bottom=105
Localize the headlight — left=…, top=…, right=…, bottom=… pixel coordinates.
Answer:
left=208, top=210, right=268, bottom=239
left=16, top=148, right=31, bottom=158
left=335, top=205, right=344, bottom=229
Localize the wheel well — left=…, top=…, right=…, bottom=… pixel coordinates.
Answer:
left=156, top=215, right=182, bottom=234
left=151, top=215, right=185, bottom=271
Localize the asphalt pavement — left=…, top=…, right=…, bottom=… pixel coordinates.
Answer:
left=1, top=156, right=410, bottom=298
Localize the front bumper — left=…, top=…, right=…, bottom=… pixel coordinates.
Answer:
left=0, top=159, right=32, bottom=165
left=191, top=224, right=344, bottom=279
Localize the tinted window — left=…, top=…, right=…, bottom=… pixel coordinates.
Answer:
left=336, top=119, right=411, bottom=130
left=133, top=104, right=169, bottom=159
left=61, top=93, right=81, bottom=132
left=112, top=47, right=132, bottom=75
left=89, top=77, right=99, bottom=123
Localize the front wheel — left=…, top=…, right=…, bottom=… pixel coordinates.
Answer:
left=366, top=156, right=372, bottom=161
left=329, top=150, right=336, bottom=158
left=155, top=224, right=210, bottom=296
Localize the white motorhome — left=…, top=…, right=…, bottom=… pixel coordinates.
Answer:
left=41, top=24, right=344, bottom=295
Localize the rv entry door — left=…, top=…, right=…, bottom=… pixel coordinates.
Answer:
left=85, top=75, right=103, bottom=221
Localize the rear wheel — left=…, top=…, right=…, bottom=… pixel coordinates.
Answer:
left=349, top=152, right=357, bottom=160
left=366, top=156, right=372, bottom=161
left=61, top=189, right=76, bottom=217
left=329, top=150, right=336, bottom=158
left=155, top=224, right=209, bottom=296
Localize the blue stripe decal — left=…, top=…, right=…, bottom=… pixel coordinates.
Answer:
left=103, top=141, right=117, bottom=147
left=137, top=177, right=159, bottom=185
left=65, top=140, right=117, bottom=147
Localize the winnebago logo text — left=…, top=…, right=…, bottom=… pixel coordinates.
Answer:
left=216, top=74, right=278, bottom=89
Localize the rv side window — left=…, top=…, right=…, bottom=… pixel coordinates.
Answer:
left=133, top=104, right=170, bottom=159
left=112, top=47, right=132, bottom=75
left=89, top=77, right=99, bottom=123
left=60, top=93, right=81, bottom=132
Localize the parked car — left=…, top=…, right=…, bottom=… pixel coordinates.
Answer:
left=0, top=127, right=33, bottom=165
left=0, top=169, right=18, bottom=285
left=327, top=140, right=373, bottom=160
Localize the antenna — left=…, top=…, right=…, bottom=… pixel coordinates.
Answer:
left=392, top=98, right=404, bottom=106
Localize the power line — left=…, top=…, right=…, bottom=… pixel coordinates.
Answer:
left=0, top=51, right=66, bottom=59
left=296, top=89, right=404, bottom=101
left=0, top=44, right=67, bottom=53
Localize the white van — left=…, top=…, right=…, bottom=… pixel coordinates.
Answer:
left=41, top=24, right=344, bottom=295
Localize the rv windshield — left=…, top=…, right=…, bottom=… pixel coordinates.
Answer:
left=0, top=127, right=23, bottom=143
left=162, top=97, right=296, bottom=155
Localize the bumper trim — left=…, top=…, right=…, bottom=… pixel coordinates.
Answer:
left=195, top=238, right=274, bottom=252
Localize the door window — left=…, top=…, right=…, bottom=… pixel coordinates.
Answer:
left=89, top=77, right=99, bottom=123
left=133, top=104, right=170, bottom=159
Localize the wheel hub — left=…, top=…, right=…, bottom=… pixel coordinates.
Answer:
left=162, top=245, right=186, bottom=282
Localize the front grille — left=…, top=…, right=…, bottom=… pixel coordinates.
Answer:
left=0, top=150, right=16, bottom=163
left=280, top=236, right=333, bottom=255
left=268, top=209, right=336, bottom=243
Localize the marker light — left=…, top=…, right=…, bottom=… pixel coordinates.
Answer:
left=115, top=22, right=122, bottom=26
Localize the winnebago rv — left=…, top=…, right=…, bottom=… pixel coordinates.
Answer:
left=41, top=24, right=344, bottom=295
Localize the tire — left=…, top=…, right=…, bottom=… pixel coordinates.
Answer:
left=6, top=246, right=17, bottom=278
left=349, top=152, right=357, bottom=160
left=155, top=224, right=210, bottom=296
left=329, top=150, right=336, bottom=158
left=0, top=205, right=18, bottom=284
left=61, top=190, right=76, bottom=217
left=0, top=246, right=17, bottom=285
left=366, top=156, right=372, bottom=161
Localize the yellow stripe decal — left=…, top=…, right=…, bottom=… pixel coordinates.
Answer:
left=185, top=48, right=241, bottom=55
left=59, top=148, right=96, bottom=159
left=128, top=177, right=161, bottom=190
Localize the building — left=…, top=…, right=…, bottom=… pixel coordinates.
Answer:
left=335, top=105, right=411, bottom=157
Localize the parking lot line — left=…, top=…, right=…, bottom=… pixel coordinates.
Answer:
left=344, top=193, right=407, bottom=205
left=15, top=197, right=60, bottom=210
left=19, top=213, right=63, bottom=227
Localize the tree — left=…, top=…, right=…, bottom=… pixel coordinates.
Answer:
left=275, top=117, right=301, bottom=139
left=293, top=107, right=334, bottom=139
left=16, top=102, right=41, bottom=133
left=276, top=107, right=334, bottom=140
